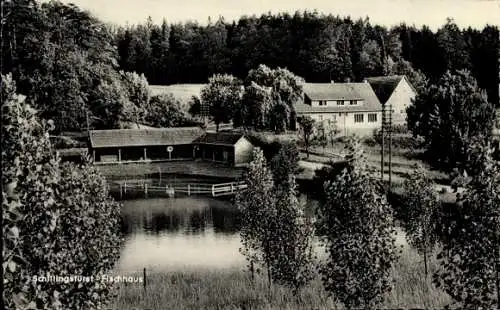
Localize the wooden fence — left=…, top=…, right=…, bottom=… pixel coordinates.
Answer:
left=112, top=180, right=247, bottom=199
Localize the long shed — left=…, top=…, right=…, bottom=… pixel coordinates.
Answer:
left=89, top=127, right=205, bottom=163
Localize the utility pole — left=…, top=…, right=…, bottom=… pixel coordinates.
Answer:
left=381, top=102, right=393, bottom=191
left=388, top=104, right=393, bottom=190
left=381, top=103, right=385, bottom=181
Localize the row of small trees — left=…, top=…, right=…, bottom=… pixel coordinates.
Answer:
left=236, top=144, right=315, bottom=292
left=237, top=135, right=500, bottom=308
left=297, top=116, right=340, bottom=158
left=237, top=139, right=398, bottom=307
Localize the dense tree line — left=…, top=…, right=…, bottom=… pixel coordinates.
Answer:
left=1, top=1, right=197, bottom=132
left=113, top=13, right=499, bottom=107
left=3, top=2, right=498, bottom=134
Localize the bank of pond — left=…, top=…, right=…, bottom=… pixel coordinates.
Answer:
left=113, top=174, right=460, bottom=274
left=113, top=187, right=457, bottom=309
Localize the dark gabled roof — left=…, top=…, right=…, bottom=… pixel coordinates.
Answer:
left=192, top=132, right=246, bottom=146
left=365, top=75, right=405, bottom=104
left=89, top=127, right=205, bottom=148
left=295, top=83, right=383, bottom=113
left=303, top=83, right=364, bottom=101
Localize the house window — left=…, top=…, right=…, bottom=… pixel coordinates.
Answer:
left=350, top=100, right=357, bottom=105
left=337, top=100, right=344, bottom=105
left=318, top=100, right=327, bottom=106
left=318, top=115, right=323, bottom=121
left=354, top=114, right=364, bottom=123
left=368, top=113, right=378, bottom=122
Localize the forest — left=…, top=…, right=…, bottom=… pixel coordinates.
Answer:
left=113, top=13, right=499, bottom=106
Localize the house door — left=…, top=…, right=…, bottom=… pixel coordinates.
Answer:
left=223, top=150, right=229, bottom=163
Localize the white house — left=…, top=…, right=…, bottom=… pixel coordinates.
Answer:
left=365, top=75, right=416, bottom=125
left=294, top=82, right=383, bottom=137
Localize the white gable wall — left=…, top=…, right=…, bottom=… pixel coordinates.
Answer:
left=234, top=137, right=254, bottom=166
left=385, top=77, right=416, bottom=125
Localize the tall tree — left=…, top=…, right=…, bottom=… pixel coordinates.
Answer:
left=269, top=175, right=315, bottom=292
left=201, top=73, right=242, bottom=132
left=434, top=142, right=500, bottom=309
left=402, top=165, right=440, bottom=278
left=236, top=81, right=272, bottom=129
left=270, top=141, right=301, bottom=191
left=359, top=39, right=384, bottom=78
left=316, top=137, right=398, bottom=308
left=246, top=64, right=304, bottom=132
left=2, top=75, right=122, bottom=309
left=297, top=116, right=315, bottom=158
left=146, top=93, right=198, bottom=127
left=236, top=148, right=276, bottom=285
left=407, top=70, right=496, bottom=171
left=436, top=18, right=471, bottom=72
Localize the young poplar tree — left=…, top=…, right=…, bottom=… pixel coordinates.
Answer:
left=269, top=148, right=315, bottom=292
left=433, top=142, right=500, bottom=309
left=316, top=137, right=398, bottom=308
left=402, top=165, right=440, bottom=278
left=236, top=148, right=276, bottom=284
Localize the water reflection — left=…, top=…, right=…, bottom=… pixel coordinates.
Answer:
left=117, top=195, right=317, bottom=273
left=117, top=197, right=244, bottom=273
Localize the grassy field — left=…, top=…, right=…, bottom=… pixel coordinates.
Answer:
left=150, top=84, right=206, bottom=109
left=111, top=245, right=453, bottom=310
left=303, top=139, right=450, bottom=184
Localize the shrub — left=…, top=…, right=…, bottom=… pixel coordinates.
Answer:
left=433, top=143, right=500, bottom=308
left=2, top=75, right=122, bottom=309
left=316, top=137, right=398, bottom=308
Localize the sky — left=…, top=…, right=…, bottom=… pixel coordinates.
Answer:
left=53, top=0, right=500, bottom=30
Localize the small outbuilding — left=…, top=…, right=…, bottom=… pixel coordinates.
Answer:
left=193, top=132, right=254, bottom=167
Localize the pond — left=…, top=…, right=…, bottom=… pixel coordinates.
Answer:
left=117, top=195, right=316, bottom=274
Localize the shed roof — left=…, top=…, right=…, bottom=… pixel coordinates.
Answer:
left=295, top=83, right=382, bottom=113
left=193, top=132, right=247, bottom=146
left=89, top=127, right=204, bottom=148
left=365, top=75, right=405, bottom=104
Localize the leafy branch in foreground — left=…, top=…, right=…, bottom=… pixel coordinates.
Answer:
left=2, top=74, right=122, bottom=309
left=433, top=141, right=500, bottom=309
left=316, top=137, right=398, bottom=308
